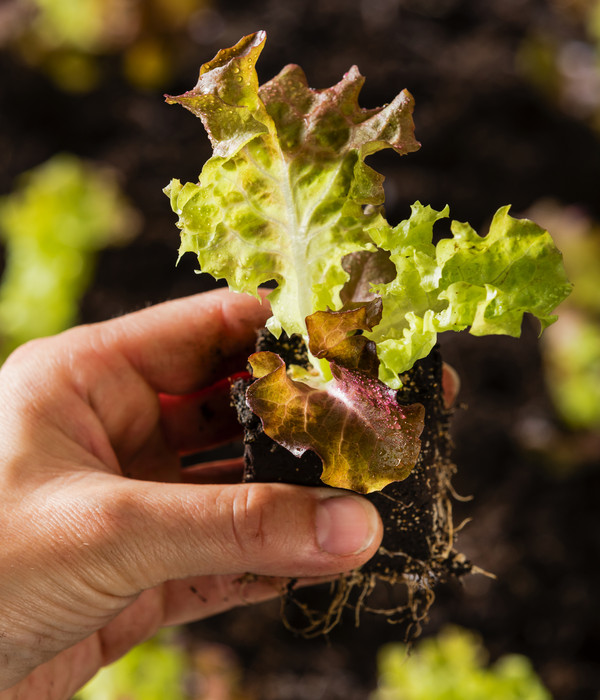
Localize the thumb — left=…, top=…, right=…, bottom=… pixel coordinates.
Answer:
left=90, top=480, right=383, bottom=596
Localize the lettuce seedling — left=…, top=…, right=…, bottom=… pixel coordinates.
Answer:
left=165, top=31, right=571, bottom=496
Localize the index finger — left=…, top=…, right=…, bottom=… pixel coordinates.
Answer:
left=92, top=288, right=270, bottom=394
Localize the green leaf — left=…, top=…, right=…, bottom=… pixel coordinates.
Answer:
left=366, top=203, right=573, bottom=387
left=247, top=350, right=424, bottom=493
left=165, top=31, right=419, bottom=339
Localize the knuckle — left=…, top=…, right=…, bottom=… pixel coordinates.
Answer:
left=16, top=488, right=132, bottom=580
left=60, top=488, right=128, bottom=555
left=91, top=485, right=131, bottom=532
left=71, top=486, right=150, bottom=593
left=0, top=338, right=65, bottom=421
left=58, top=486, right=139, bottom=573
left=228, top=485, right=279, bottom=556
left=1, top=325, right=96, bottom=379
left=1, top=337, right=51, bottom=371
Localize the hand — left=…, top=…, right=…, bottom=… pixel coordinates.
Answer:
left=0, top=289, right=383, bottom=699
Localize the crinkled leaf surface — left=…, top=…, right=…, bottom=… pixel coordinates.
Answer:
left=306, top=300, right=382, bottom=374
left=362, top=203, right=573, bottom=387
left=165, top=31, right=419, bottom=337
left=340, top=248, right=396, bottom=305
left=247, top=350, right=424, bottom=493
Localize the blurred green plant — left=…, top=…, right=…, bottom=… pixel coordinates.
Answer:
left=372, top=626, right=551, bottom=700
left=518, top=0, right=600, bottom=130
left=30, top=0, right=134, bottom=53
left=73, top=630, right=252, bottom=700
left=0, top=153, right=137, bottom=361
left=3, top=0, right=212, bottom=91
left=527, top=200, right=600, bottom=432
left=74, top=631, right=188, bottom=700
left=543, top=310, right=600, bottom=429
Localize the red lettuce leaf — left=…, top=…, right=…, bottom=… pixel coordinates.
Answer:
left=340, top=249, right=396, bottom=306
left=247, top=305, right=425, bottom=493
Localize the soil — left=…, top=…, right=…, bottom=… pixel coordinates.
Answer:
left=3, top=1, right=600, bottom=697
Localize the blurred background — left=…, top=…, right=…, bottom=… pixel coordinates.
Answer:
left=2, top=0, right=600, bottom=697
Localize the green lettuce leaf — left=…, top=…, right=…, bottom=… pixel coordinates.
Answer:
left=164, top=30, right=419, bottom=339
left=360, top=203, right=573, bottom=387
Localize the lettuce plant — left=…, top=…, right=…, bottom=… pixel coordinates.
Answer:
left=0, top=154, right=137, bottom=362
left=373, top=626, right=551, bottom=700
left=165, top=31, right=571, bottom=495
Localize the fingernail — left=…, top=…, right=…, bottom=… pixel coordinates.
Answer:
left=315, top=495, right=379, bottom=556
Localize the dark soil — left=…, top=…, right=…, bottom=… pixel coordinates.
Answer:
left=3, top=1, right=600, bottom=697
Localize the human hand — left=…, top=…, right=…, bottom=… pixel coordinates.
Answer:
left=0, top=289, right=384, bottom=699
